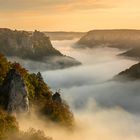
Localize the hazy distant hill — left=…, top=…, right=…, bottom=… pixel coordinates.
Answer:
left=44, top=31, right=85, bottom=40
left=0, top=28, right=81, bottom=70
left=77, top=30, right=140, bottom=49
left=115, top=62, right=140, bottom=80
left=120, top=47, right=140, bottom=59
left=76, top=29, right=140, bottom=59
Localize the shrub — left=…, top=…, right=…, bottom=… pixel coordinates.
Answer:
left=0, top=109, right=51, bottom=140
left=42, top=100, right=74, bottom=127
left=0, top=109, right=19, bottom=139
left=6, top=128, right=52, bottom=140
left=0, top=53, right=11, bottom=85
left=26, top=73, right=52, bottom=101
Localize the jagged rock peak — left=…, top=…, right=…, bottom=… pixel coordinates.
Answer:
left=37, top=72, right=44, bottom=81
left=4, top=69, right=29, bottom=114
left=52, top=90, right=62, bottom=103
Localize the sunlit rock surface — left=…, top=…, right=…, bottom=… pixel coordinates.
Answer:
left=0, top=28, right=81, bottom=70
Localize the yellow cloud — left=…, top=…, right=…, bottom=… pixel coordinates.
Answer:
left=0, top=0, right=115, bottom=13
left=0, top=0, right=140, bottom=31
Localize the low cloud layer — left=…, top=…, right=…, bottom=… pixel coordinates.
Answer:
left=17, top=101, right=140, bottom=140
left=42, top=40, right=139, bottom=115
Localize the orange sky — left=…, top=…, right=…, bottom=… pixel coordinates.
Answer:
left=0, top=0, right=140, bottom=31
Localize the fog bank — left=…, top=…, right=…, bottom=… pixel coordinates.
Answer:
left=18, top=102, right=140, bottom=140
left=42, top=40, right=139, bottom=114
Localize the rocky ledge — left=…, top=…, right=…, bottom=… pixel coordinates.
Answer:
left=1, top=69, right=29, bottom=114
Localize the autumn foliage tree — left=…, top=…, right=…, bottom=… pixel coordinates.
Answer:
left=0, top=52, right=74, bottom=128
left=0, top=53, right=11, bottom=85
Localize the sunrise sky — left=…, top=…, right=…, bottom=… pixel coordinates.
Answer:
left=0, top=0, right=140, bottom=31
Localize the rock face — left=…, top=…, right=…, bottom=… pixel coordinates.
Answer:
left=0, top=28, right=62, bottom=60
left=0, top=28, right=81, bottom=69
left=52, top=92, right=62, bottom=103
left=3, top=69, right=29, bottom=113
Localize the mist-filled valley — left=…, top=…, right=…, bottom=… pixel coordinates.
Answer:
left=43, top=39, right=138, bottom=113
left=0, top=39, right=140, bottom=140
left=23, top=39, right=140, bottom=140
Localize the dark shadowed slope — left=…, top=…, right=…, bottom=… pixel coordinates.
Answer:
left=119, top=47, right=140, bottom=60
left=115, top=62, right=140, bottom=80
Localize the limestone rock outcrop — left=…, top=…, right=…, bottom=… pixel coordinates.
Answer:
left=52, top=92, right=62, bottom=103
left=3, top=69, right=29, bottom=113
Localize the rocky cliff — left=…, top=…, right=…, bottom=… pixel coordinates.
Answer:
left=0, top=28, right=81, bottom=70
left=0, top=28, right=61, bottom=60
left=1, top=69, right=29, bottom=114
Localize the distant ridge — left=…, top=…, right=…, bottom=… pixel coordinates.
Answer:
left=44, top=31, right=85, bottom=40
left=76, top=29, right=140, bottom=60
